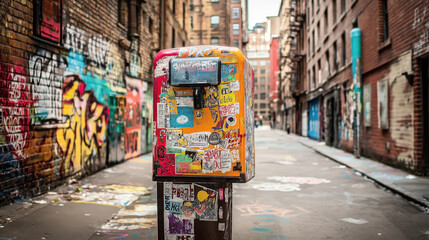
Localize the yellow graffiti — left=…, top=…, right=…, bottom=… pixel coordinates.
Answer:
left=57, top=76, right=109, bottom=176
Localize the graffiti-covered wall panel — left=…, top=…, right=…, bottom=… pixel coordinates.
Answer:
left=0, top=0, right=156, bottom=205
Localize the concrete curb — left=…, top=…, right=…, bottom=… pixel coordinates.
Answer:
left=298, top=140, right=429, bottom=210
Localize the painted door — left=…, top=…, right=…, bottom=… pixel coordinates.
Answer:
left=308, top=98, right=319, bottom=140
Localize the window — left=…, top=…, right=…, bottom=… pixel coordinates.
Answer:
left=260, top=77, right=266, bottom=83
left=233, top=8, right=240, bottom=19
left=254, top=77, right=258, bottom=83
left=260, top=60, right=266, bottom=66
left=382, top=0, right=389, bottom=41
left=342, top=32, right=346, bottom=66
left=308, top=70, right=311, bottom=90
left=254, top=103, right=258, bottom=108
left=260, top=103, right=267, bottom=108
left=211, top=0, right=219, bottom=2
left=211, top=16, right=219, bottom=28
left=260, top=69, right=265, bottom=74
left=324, top=9, right=329, bottom=34
left=261, top=86, right=266, bottom=91
left=183, top=2, right=186, bottom=27
left=333, top=41, right=338, bottom=71
left=312, top=65, right=316, bottom=88
left=233, top=40, right=239, bottom=48
left=211, top=37, right=219, bottom=45
left=312, top=30, right=315, bottom=54
left=318, top=59, right=322, bottom=84
left=260, top=93, right=266, bottom=99
left=172, top=0, right=176, bottom=14
left=308, top=38, right=311, bottom=56
left=254, top=69, right=258, bottom=74
left=317, top=22, right=320, bottom=46
left=333, top=0, right=337, bottom=23
left=233, top=24, right=239, bottom=35
left=311, top=0, right=314, bottom=16
left=190, top=3, right=194, bottom=11
left=341, top=0, right=346, bottom=13
left=34, top=0, right=62, bottom=43
left=172, top=28, right=175, bottom=47
left=190, top=16, right=193, bottom=29
left=255, top=94, right=258, bottom=99
left=250, top=60, right=258, bottom=66
left=118, top=0, right=128, bottom=27
left=325, top=50, right=330, bottom=76
left=255, top=85, right=258, bottom=90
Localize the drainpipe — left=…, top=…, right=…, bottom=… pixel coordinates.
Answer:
left=351, top=28, right=362, bottom=158
left=159, top=0, right=165, bottom=49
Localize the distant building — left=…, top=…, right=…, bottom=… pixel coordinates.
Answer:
left=247, top=23, right=270, bottom=121
left=188, top=0, right=248, bottom=52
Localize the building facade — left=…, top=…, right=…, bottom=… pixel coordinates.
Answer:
left=0, top=0, right=187, bottom=205
left=278, top=0, right=429, bottom=175
left=247, top=23, right=271, bottom=122
left=188, top=0, right=231, bottom=46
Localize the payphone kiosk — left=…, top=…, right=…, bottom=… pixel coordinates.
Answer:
left=153, top=46, right=255, bottom=239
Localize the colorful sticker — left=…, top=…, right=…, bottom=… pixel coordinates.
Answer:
left=184, top=132, right=210, bottom=148
left=221, top=64, right=237, bottom=83
left=176, top=150, right=202, bottom=173
left=219, top=103, right=239, bottom=116
left=166, top=88, right=178, bottom=115
left=218, top=84, right=236, bottom=106
left=171, top=107, right=194, bottom=128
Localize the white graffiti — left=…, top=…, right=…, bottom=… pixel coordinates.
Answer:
left=252, top=182, right=301, bottom=192
left=29, top=49, right=67, bottom=123
left=64, top=23, right=87, bottom=52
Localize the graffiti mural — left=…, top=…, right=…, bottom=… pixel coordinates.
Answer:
left=125, top=76, right=143, bottom=159
left=56, top=76, right=109, bottom=176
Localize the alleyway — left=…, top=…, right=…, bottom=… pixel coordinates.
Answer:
left=1, top=126, right=428, bottom=239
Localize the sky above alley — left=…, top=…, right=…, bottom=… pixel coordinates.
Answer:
left=248, top=0, right=282, bottom=29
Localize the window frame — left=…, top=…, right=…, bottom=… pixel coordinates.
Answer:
left=211, top=15, right=220, bottom=28
left=34, top=0, right=63, bottom=44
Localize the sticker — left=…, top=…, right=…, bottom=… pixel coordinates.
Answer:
left=171, top=184, right=194, bottom=201
left=194, top=184, right=218, bottom=221
left=176, top=150, right=202, bottom=173
left=220, top=151, right=232, bottom=173
left=225, top=188, right=229, bottom=203
left=154, top=56, right=174, bottom=78
left=226, top=115, right=237, bottom=126
left=221, top=64, right=237, bottom=83
left=218, top=223, right=226, bottom=231
left=219, top=206, right=223, bottom=220
left=228, top=81, right=240, bottom=91
left=157, top=103, right=168, bottom=128
left=219, top=188, right=224, bottom=201
left=176, top=96, right=193, bottom=107
left=171, top=107, right=194, bottom=128
left=182, top=201, right=196, bottom=218
left=167, top=214, right=194, bottom=234
left=203, top=148, right=221, bottom=173
left=175, top=89, right=193, bottom=97
left=164, top=195, right=171, bottom=211
left=231, top=149, right=239, bottom=163
left=195, top=110, right=203, bottom=119
left=219, top=103, right=239, bottom=116
left=208, top=132, right=222, bottom=145
left=170, top=201, right=183, bottom=215
left=218, top=84, right=236, bottom=106
left=167, top=129, right=184, bottom=147
left=204, top=87, right=219, bottom=108
left=166, top=88, right=177, bottom=115
left=184, top=132, right=210, bottom=148
left=167, top=146, right=185, bottom=154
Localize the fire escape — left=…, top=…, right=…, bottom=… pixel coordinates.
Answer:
left=287, top=0, right=306, bottom=96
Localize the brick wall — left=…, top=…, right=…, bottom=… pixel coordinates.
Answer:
left=359, top=0, right=429, bottom=174
left=0, top=0, right=168, bottom=205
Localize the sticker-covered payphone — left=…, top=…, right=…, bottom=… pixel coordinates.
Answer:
left=153, top=46, right=254, bottom=240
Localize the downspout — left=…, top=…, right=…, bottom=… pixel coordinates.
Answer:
left=351, top=28, right=362, bottom=158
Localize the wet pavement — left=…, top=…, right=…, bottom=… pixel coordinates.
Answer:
left=0, top=126, right=428, bottom=239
